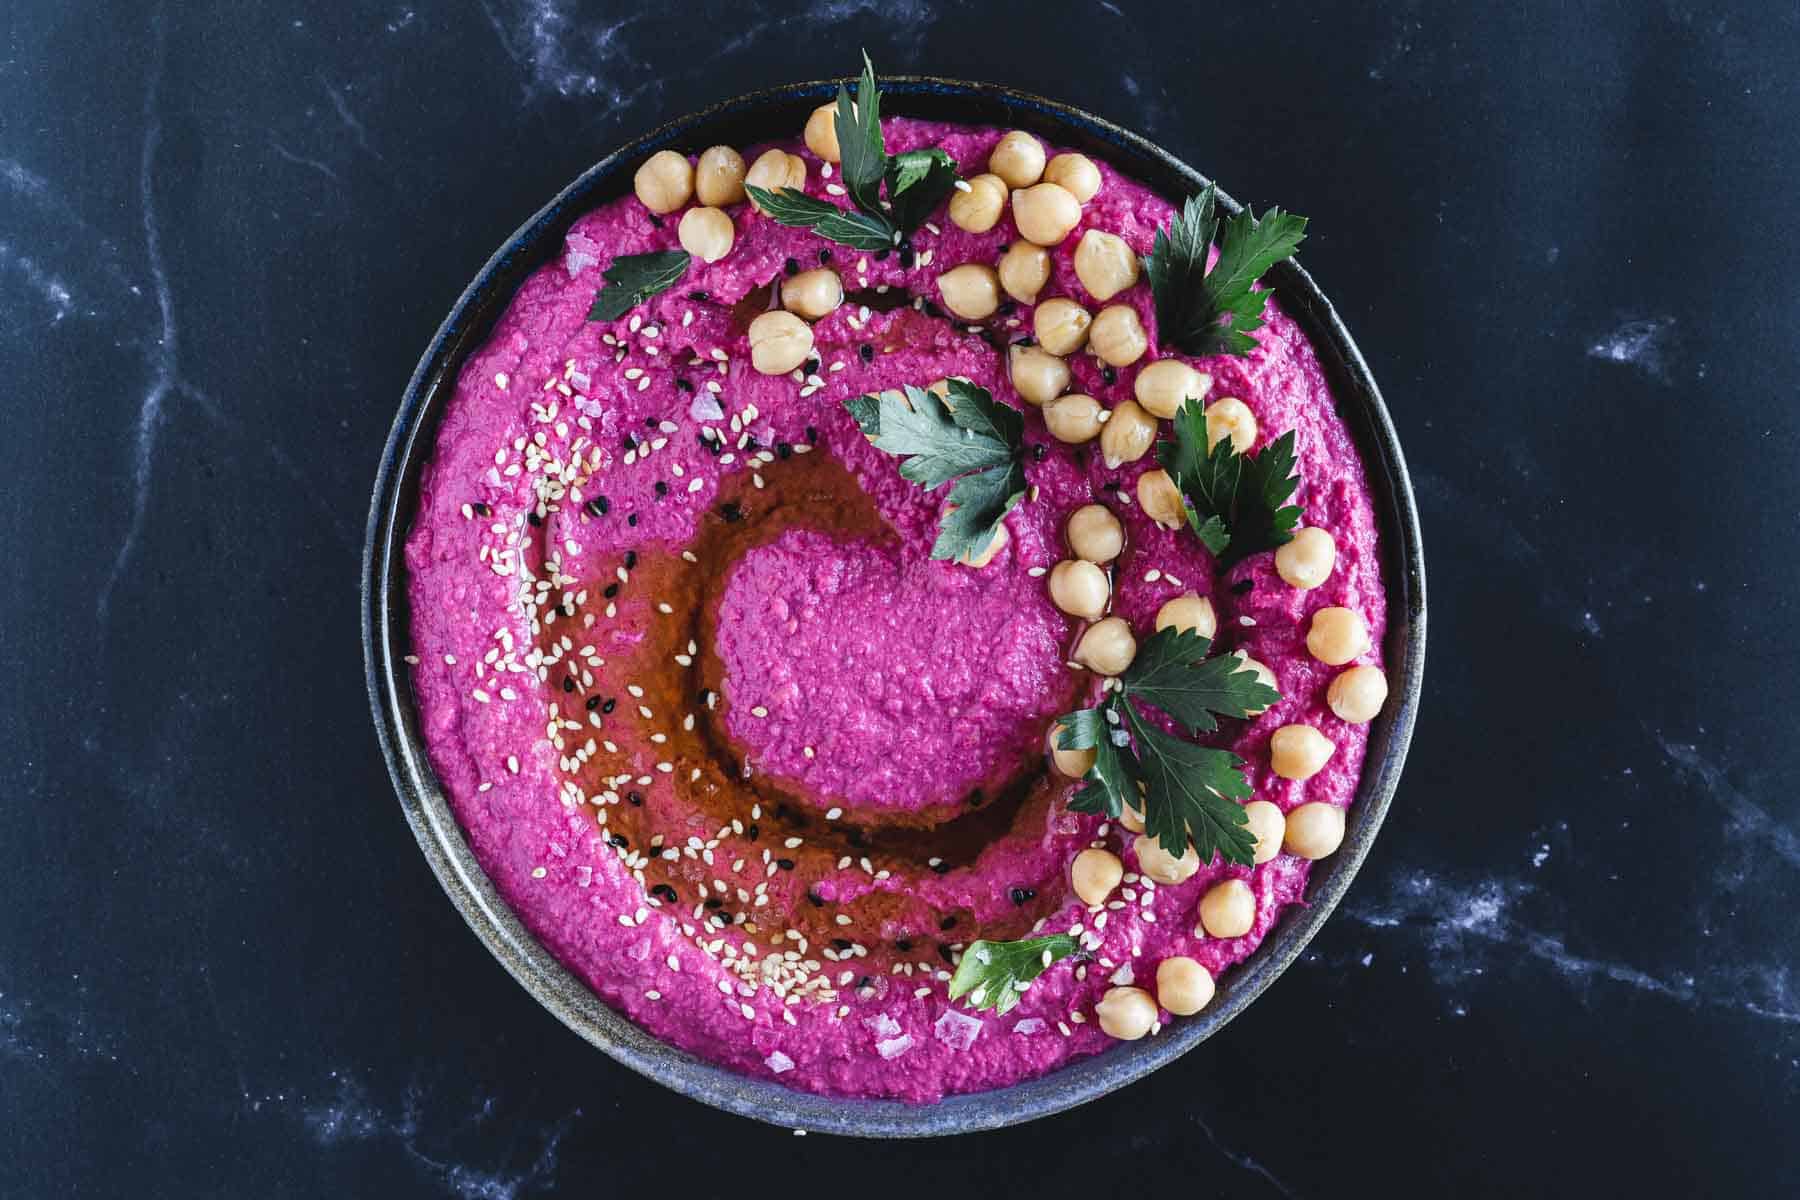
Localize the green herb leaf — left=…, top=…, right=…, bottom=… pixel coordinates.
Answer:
left=835, top=51, right=887, bottom=214
left=1117, top=626, right=1282, bottom=735
left=847, top=381, right=1029, bottom=565
left=1121, top=701, right=1257, bottom=865
left=745, top=185, right=897, bottom=251
left=1059, top=705, right=1141, bottom=821
left=948, top=934, right=1080, bottom=1014
left=1158, top=398, right=1304, bottom=566
left=1143, top=183, right=1306, bottom=357
left=885, top=147, right=959, bottom=234
left=586, top=250, right=690, bottom=322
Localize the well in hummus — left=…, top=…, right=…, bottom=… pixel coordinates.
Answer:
left=405, top=69, right=1389, bottom=1103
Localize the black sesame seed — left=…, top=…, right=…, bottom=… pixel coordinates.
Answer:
left=720, top=502, right=743, bottom=523
left=698, top=688, right=714, bottom=706
left=688, top=290, right=710, bottom=302
left=776, top=858, right=796, bottom=871
left=647, top=213, right=663, bottom=228
left=1015, top=335, right=1035, bottom=348
left=874, top=248, right=890, bottom=261
left=601, top=698, right=616, bottom=713
left=608, top=833, right=629, bottom=848
left=654, top=480, right=668, bottom=498
left=651, top=883, right=677, bottom=903
left=603, top=582, right=619, bottom=598
left=783, top=257, right=800, bottom=276
left=939, top=915, right=957, bottom=931
left=674, top=377, right=694, bottom=392
left=937, top=944, right=957, bottom=965
left=1009, top=887, right=1035, bottom=905
left=807, top=891, right=825, bottom=907
left=858, top=343, right=874, bottom=363
left=805, top=425, right=819, bottom=444
left=561, top=676, right=575, bottom=693
left=997, top=242, right=1010, bottom=253
left=1032, top=444, right=1048, bottom=462
left=898, top=248, right=915, bottom=268
left=585, top=695, right=602, bottom=711
left=832, top=938, right=852, bottom=951
left=1232, top=577, right=1256, bottom=595
left=627, top=513, right=638, bottom=527
left=526, top=511, right=542, bottom=527
left=968, top=788, right=985, bottom=807
left=818, top=248, right=832, bottom=263
left=895, top=938, right=912, bottom=951
left=704, top=897, right=723, bottom=909
left=804, top=356, right=821, bottom=375
left=931, top=861, right=951, bottom=875
left=622, top=433, right=638, bottom=451
left=776, top=442, right=793, bottom=460
left=644, top=416, right=658, bottom=428
left=856, top=975, right=873, bottom=989
left=627, top=790, right=643, bottom=805
left=472, top=501, right=492, bottom=517
left=745, top=823, right=759, bottom=842
left=624, top=551, right=637, bottom=569
left=1101, top=366, right=1118, bottom=385
left=585, top=496, right=610, bottom=517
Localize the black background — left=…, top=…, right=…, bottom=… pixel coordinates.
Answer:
left=5, top=2, right=1798, bottom=1196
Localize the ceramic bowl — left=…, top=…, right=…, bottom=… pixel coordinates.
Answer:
left=363, top=76, right=1426, bottom=1137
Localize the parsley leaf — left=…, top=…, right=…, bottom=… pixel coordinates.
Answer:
left=1059, top=628, right=1277, bottom=866
left=847, top=381, right=1029, bottom=563
left=1157, top=398, right=1303, bottom=566
left=1143, top=183, right=1306, bottom=357
left=745, top=54, right=958, bottom=252
left=1117, top=626, right=1282, bottom=734
left=586, top=250, right=690, bottom=322
left=948, top=934, right=1079, bottom=1014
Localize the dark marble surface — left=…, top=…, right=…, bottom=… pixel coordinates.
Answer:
left=5, top=1, right=1798, bottom=1194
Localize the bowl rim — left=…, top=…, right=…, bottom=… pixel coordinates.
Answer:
left=362, top=74, right=1427, bottom=1138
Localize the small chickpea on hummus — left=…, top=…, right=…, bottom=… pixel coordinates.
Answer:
left=405, top=58, right=1387, bottom=1103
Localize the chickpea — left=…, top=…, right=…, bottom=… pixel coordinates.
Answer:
left=1034, top=298, right=1091, bottom=355
left=1155, top=593, right=1216, bottom=639
left=936, top=263, right=1001, bottom=321
left=1283, top=802, right=1346, bottom=860
left=1073, top=230, right=1141, bottom=302
left=997, top=242, right=1052, bottom=304
left=1137, top=468, right=1186, bottom=530
left=1242, top=800, right=1286, bottom=865
left=948, top=173, right=1007, bottom=234
left=988, top=130, right=1047, bottom=188
left=803, top=102, right=841, bottom=162
left=1099, top=399, right=1156, bottom=468
left=677, top=206, right=735, bottom=264
left=1328, top=665, right=1389, bottom=724
left=745, top=149, right=805, bottom=212
left=1044, top=152, right=1101, bottom=203
left=1197, top=879, right=1255, bottom=939
left=1048, top=719, right=1096, bottom=779
left=1306, top=606, right=1370, bottom=666
left=1231, top=652, right=1279, bottom=715
left=1134, top=359, right=1211, bottom=420
left=694, top=145, right=747, bottom=207
left=1071, top=848, right=1124, bottom=907
left=956, top=517, right=1009, bottom=569
left=633, top=150, right=694, bottom=214
left=746, top=310, right=814, bottom=376
left=1275, top=527, right=1337, bottom=590
left=1048, top=559, right=1110, bottom=621
left=1012, top=182, right=1081, bottom=246
left=1156, top=956, right=1215, bottom=1016
left=1008, top=344, right=1071, bottom=407
left=1120, top=792, right=1146, bottom=833
left=780, top=267, right=843, bottom=320
left=1096, top=986, right=1158, bottom=1040
left=1075, top=616, right=1137, bottom=675
left=1270, top=723, right=1336, bottom=780
left=1044, top=393, right=1104, bottom=444
left=1066, top=503, right=1124, bottom=564
left=1133, top=833, right=1198, bottom=885
left=1089, top=304, right=1148, bottom=367
left=1204, top=396, right=1258, bottom=453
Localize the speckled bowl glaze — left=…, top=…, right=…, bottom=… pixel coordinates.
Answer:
left=363, top=77, right=1427, bottom=1137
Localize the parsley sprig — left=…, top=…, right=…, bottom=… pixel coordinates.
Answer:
left=1158, top=398, right=1302, bottom=565
left=947, top=934, right=1079, bottom=1014
left=746, top=53, right=959, bottom=252
left=1143, top=183, right=1306, bottom=357
left=586, top=249, right=690, bottom=322
left=1057, top=626, right=1280, bottom=866
left=845, top=380, right=1027, bottom=563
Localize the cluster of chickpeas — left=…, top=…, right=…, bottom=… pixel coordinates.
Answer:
left=629, top=125, right=849, bottom=379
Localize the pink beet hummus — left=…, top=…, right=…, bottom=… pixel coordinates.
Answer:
left=404, top=117, right=1387, bottom=1103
